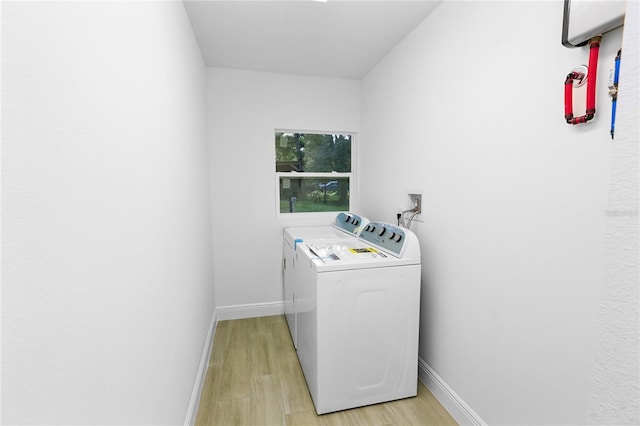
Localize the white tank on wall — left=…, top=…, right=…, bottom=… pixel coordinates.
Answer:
left=562, top=0, right=626, bottom=47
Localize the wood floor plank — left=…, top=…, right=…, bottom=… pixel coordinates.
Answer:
left=250, top=374, right=285, bottom=426
left=208, top=397, right=250, bottom=426
left=316, top=409, right=356, bottom=426
left=253, top=315, right=275, bottom=335
left=272, top=316, right=295, bottom=353
left=194, top=367, right=217, bottom=426
left=381, top=391, right=457, bottom=426
left=250, top=331, right=277, bottom=377
left=209, top=320, right=231, bottom=367
left=411, top=384, right=458, bottom=425
left=335, top=403, right=391, bottom=426
left=277, top=352, right=316, bottom=415
left=227, top=318, right=251, bottom=349
left=212, top=347, right=251, bottom=401
left=195, top=315, right=458, bottom=426
left=286, top=409, right=322, bottom=426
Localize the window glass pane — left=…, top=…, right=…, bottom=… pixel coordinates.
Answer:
left=275, top=132, right=351, bottom=173
left=279, top=177, right=349, bottom=213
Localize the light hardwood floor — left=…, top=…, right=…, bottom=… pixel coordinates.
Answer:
left=195, top=315, right=457, bottom=426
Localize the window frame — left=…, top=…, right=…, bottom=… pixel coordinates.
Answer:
left=274, top=129, right=356, bottom=219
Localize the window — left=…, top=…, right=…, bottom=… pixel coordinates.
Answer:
left=275, top=131, right=352, bottom=214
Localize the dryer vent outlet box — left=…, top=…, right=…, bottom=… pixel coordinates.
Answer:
left=408, top=194, right=421, bottom=213
left=562, top=0, right=625, bottom=47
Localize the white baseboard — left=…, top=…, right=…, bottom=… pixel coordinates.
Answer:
left=418, top=356, right=486, bottom=426
left=184, top=309, right=218, bottom=426
left=216, top=300, right=285, bottom=321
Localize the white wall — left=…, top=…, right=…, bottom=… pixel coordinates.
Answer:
left=1, top=2, right=214, bottom=424
left=590, top=0, right=639, bottom=423
left=207, top=68, right=360, bottom=310
left=360, top=1, right=637, bottom=425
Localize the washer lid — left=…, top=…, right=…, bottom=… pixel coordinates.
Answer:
left=283, top=212, right=369, bottom=249
left=284, top=226, right=357, bottom=250
left=303, top=240, right=420, bottom=272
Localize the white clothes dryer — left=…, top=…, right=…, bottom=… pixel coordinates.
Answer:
left=282, top=212, right=368, bottom=348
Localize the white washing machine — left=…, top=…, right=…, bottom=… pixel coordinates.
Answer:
left=282, top=212, right=368, bottom=348
left=295, top=221, right=421, bottom=414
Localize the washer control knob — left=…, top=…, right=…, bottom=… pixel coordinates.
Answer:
left=378, top=227, right=386, bottom=236
left=388, top=232, right=396, bottom=240
left=393, top=233, right=402, bottom=243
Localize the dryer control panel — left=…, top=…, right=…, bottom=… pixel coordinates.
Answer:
left=359, top=222, right=407, bottom=257
left=333, top=212, right=366, bottom=236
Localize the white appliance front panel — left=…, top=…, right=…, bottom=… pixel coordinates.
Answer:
left=297, top=262, right=421, bottom=414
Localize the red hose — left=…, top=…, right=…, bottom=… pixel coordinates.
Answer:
left=586, top=37, right=601, bottom=115
left=564, top=72, right=576, bottom=121
left=564, top=36, right=602, bottom=125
